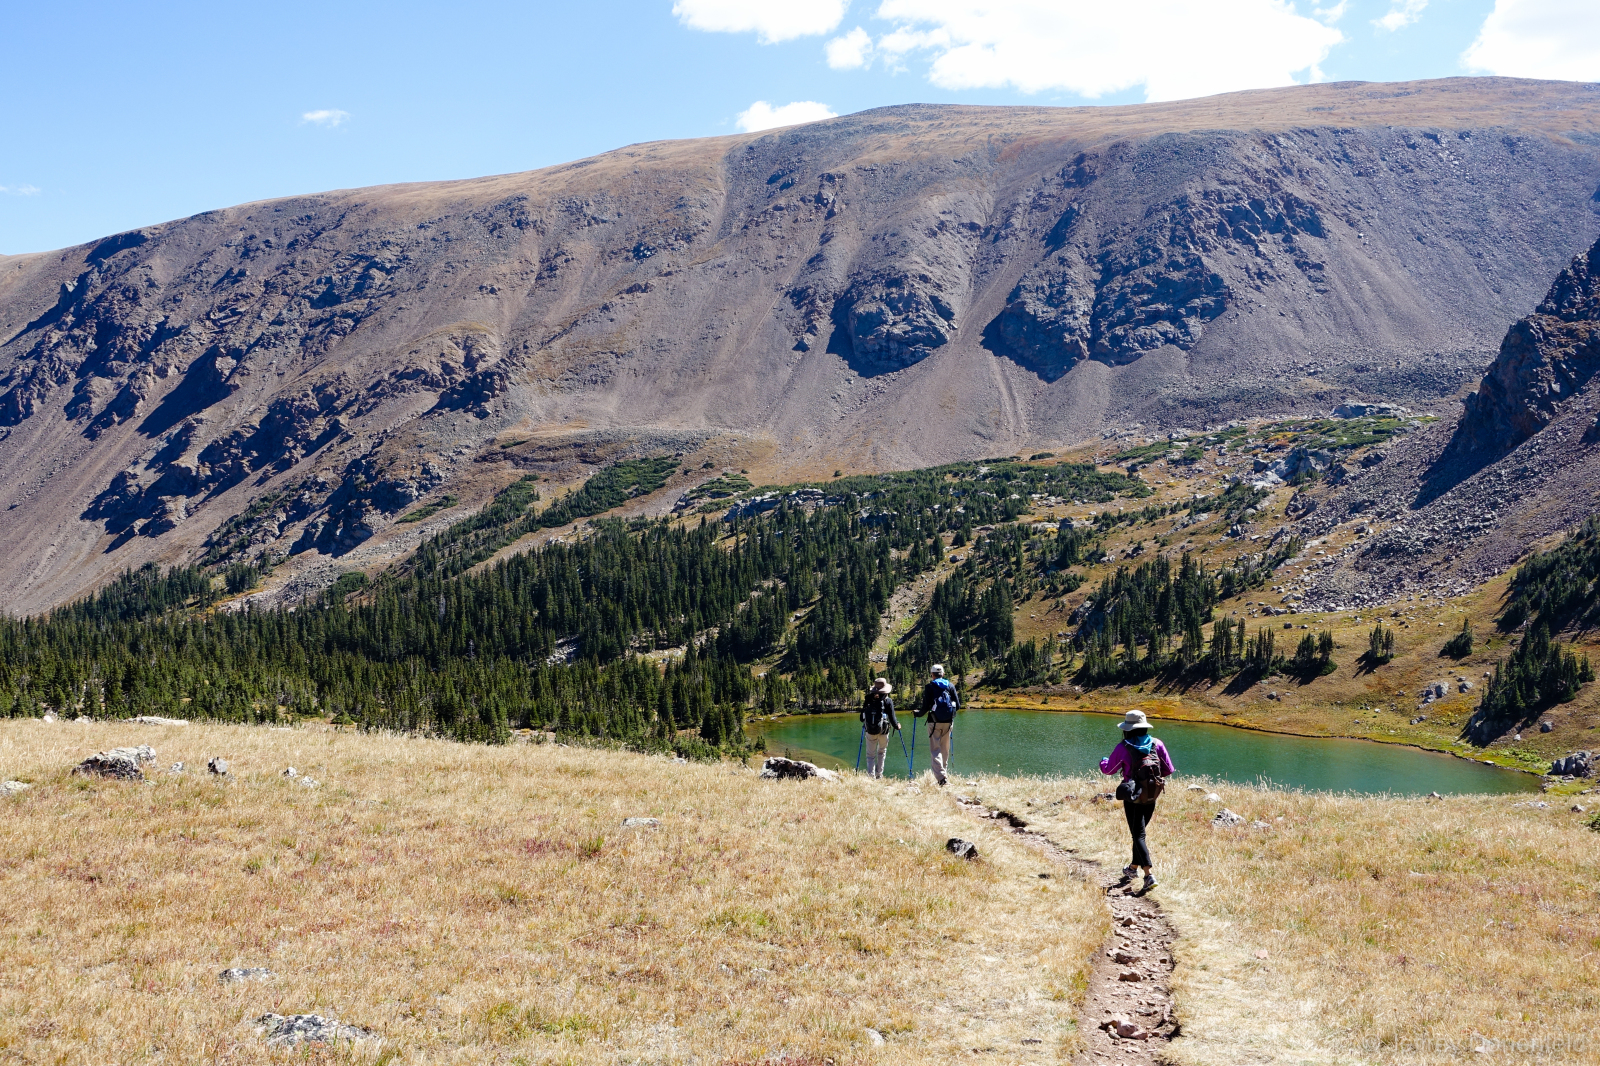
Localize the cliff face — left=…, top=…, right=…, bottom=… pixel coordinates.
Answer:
left=1451, top=235, right=1600, bottom=459
left=1, top=77, right=1599, bottom=612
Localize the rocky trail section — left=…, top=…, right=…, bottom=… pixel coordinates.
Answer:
left=956, top=797, right=1179, bottom=1064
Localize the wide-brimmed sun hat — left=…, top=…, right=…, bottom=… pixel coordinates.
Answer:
left=1118, top=709, right=1151, bottom=732
left=871, top=678, right=892, bottom=694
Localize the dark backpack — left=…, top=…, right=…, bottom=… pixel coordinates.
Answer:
left=928, top=680, right=958, bottom=723
left=863, top=694, right=892, bottom=735
left=1130, top=744, right=1166, bottom=803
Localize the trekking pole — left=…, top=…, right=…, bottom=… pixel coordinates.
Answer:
left=855, top=723, right=866, bottom=772
left=909, top=719, right=917, bottom=778
left=896, top=726, right=911, bottom=778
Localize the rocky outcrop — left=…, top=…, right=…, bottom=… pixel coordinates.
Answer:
left=1550, top=751, right=1594, bottom=777
left=72, top=745, right=156, bottom=780
left=1449, top=235, right=1600, bottom=461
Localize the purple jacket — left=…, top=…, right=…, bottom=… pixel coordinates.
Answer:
left=1100, top=739, right=1175, bottom=781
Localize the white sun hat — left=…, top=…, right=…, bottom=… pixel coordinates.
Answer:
left=1118, top=709, right=1151, bottom=732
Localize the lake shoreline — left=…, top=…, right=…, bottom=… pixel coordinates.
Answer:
left=750, top=703, right=1546, bottom=781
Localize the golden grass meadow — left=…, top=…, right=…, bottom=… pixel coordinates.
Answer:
left=6, top=719, right=1600, bottom=1065
left=0, top=720, right=1102, bottom=1065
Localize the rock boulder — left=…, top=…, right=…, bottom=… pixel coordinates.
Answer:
left=72, top=745, right=156, bottom=780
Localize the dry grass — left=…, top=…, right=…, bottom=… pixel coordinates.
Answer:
left=0, top=721, right=1104, bottom=1064
left=973, top=773, right=1600, bottom=1066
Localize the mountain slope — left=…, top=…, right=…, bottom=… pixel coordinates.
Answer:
left=1293, top=234, right=1600, bottom=608
left=2, top=77, right=1599, bottom=612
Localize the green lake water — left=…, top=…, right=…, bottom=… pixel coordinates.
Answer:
left=755, top=709, right=1537, bottom=796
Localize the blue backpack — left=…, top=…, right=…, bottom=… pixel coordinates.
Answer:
left=928, top=679, right=959, bottom=723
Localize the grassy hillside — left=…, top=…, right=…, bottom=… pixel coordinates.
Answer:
left=0, top=720, right=1102, bottom=1064
left=8, top=418, right=1600, bottom=777
left=5, top=721, right=1596, bottom=1064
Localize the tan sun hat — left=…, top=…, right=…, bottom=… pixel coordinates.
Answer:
left=1118, top=709, right=1151, bottom=732
left=871, top=678, right=893, bottom=694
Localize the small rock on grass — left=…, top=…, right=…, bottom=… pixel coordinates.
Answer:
left=131, top=716, right=187, bottom=726
left=1204, top=792, right=1222, bottom=802
left=759, top=757, right=837, bottom=781
left=1, top=781, right=30, bottom=795
left=621, top=817, right=660, bottom=828
left=72, top=746, right=156, bottom=780
left=207, top=757, right=230, bottom=776
left=1213, top=809, right=1245, bottom=827
left=946, top=838, right=979, bottom=860
left=219, top=967, right=274, bottom=983
left=254, top=1014, right=378, bottom=1047
left=864, top=1027, right=885, bottom=1046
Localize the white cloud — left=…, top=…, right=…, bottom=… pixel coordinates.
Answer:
left=826, top=26, right=874, bottom=68
left=735, top=100, right=839, bottom=132
left=673, top=0, right=848, bottom=43
left=1312, top=0, right=1348, bottom=24
left=1463, top=0, right=1600, bottom=80
left=863, top=0, right=1344, bottom=102
left=301, top=109, right=350, bottom=128
left=1374, top=0, right=1426, bottom=31
left=0, top=185, right=40, bottom=196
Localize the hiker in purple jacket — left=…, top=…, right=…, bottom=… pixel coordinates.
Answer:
left=1099, top=709, right=1175, bottom=895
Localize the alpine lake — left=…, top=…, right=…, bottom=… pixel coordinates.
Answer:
left=753, top=708, right=1538, bottom=796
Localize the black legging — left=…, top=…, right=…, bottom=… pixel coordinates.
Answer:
left=1123, top=800, right=1157, bottom=868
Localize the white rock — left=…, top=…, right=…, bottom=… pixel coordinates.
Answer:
left=1213, top=808, right=1245, bottom=827
left=131, top=716, right=188, bottom=726
left=72, top=745, right=157, bottom=780
left=254, top=1014, right=378, bottom=1047
left=219, top=967, right=274, bottom=983
left=864, top=1027, right=885, bottom=1046
left=282, top=767, right=298, bottom=778
left=1204, top=792, right=1222, bottom=802
left=1, top=781, right=30, bottom=795
left=621, top=817, right=660, bottom=828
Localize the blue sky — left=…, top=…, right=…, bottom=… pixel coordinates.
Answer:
left=1, top=0, right=1595, bottom=255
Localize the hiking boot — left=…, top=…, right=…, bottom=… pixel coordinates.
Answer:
left=1140, top=873, right=1158, bottom=893
left=1116, top=865, right=1138, bottom=885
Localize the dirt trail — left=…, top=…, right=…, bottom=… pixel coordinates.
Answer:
left=957, top=798, right=1179, bottom=1064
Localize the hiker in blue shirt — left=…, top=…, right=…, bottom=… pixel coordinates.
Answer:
left=916, top=664, right=960, bottom=786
